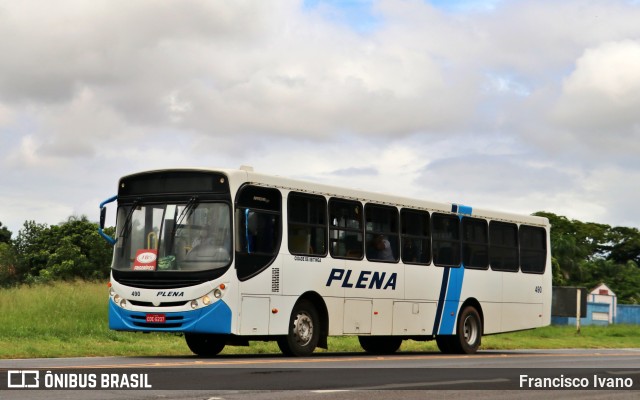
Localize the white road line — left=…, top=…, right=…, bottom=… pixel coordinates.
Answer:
left=311, top=390, right=351, bottom=393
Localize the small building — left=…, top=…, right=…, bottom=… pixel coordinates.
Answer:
left=588, top=283, right=616, bottom=324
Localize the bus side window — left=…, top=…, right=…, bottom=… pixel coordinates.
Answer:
left=400, top=209, right=431, bottom=265
left=462, top=217, right=489, bottom=269
left=329, top=198, right=363, bottom=260
left=288, top=192, right=327, bottom=257
left=489, top=221, right=519, bottom=272
left=432, top=213, right=461, bottom=267
left=365, top=204, right=399, bottom=263
left=520, top=225, right=546, bottom=274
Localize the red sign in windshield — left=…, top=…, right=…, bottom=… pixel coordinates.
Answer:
left=133, top=249, right=157, bottom=271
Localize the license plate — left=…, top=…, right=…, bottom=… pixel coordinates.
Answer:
left=146, top=314, right=166, bottom=323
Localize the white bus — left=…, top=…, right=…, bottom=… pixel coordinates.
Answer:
left=99, top=167, right=551, bottom=356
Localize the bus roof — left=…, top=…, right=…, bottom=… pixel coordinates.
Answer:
left=123, top=167, right=549, bottom=227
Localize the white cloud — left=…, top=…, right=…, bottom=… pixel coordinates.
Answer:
left=554, top=40, right=640, bottom=136
left=1, top=0, right=640, bottom=234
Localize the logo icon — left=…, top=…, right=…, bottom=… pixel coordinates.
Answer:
left=7, top=370, right=40, bottom=388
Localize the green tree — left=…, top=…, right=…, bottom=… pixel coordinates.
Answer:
left=14, top=220, right=51, bottom=280
left=533, top=212, right=611, bottom=284
left=582, top=259, right=640, bottom=304
left=14, top=216, right=114, bottom=283
left=0, top=221, right=11, bottom=243
left=0, top=242, right=19, bottom=286
left=605, top=226, right=640, bottom=265
left=534, top=211, right=640, bottom=303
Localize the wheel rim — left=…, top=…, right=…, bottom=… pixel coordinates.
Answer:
left=293, top=311, right=314, bottom=346
left=463, top=315, right=479, bottom=345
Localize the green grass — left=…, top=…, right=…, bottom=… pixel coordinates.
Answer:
left=0, top=281, right=638, bottom=359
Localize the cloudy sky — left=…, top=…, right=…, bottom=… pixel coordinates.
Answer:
left=1, top=0, right=640, bottom=235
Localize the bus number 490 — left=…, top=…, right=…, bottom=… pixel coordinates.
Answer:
left=534, top=286, right=542, bottom=293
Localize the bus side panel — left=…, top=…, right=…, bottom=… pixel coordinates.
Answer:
left=237, top=258, right=284, bottom=335
left=404, top=264, right=444, bottom=303
left=372, top=299, right=394, bottom=335
left=343, top=299, right=372, bottom=334
left=392, top=301, right=436, bottom=336
left=325, top=296, right=345, bottom=335
left=542, top=242, right=553, bottom=326
left=281, top=254, right=347, bottom=335
left=502, top=271, right=544, bottom=332
left=342, top=260, right=403, bottom=300
left=459, top=268, right=503, bottom=334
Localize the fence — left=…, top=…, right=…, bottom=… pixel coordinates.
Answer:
left=552, top=302, right=640, bottom=326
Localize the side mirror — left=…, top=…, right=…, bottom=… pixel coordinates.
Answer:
left=100, top=207, right=107, bottom=230
left=99, top=195, right=118, bottom=245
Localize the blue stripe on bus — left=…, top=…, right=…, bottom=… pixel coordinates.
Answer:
left=457, top=205, right=472, bottom=215
left=433, top=264, right=466, bottom=335
left=451, top=203, right=473, bottom=215
left=432, top=267, right=450, bottom=336
left=438, top=266, right=465, bottom=334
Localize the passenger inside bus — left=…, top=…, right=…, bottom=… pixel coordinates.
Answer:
left=369, top=234, right=394, bottom=261
left=185, top=225, right=230, bottom=263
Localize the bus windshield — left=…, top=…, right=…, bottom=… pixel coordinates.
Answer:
left=112, top=202, right=232, bottom=272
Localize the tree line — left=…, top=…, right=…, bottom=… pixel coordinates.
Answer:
left=0, top=213, right=639, bottom=303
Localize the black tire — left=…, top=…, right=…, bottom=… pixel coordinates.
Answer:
left=277, top=300, right=320, bottom=357
left=358, top=336, right=402, bottom=355
left=453, top=306, right=482, bottom=354
left=185, top=333, right=226, bottom=357
left=435, top=335, right=454, bottom=354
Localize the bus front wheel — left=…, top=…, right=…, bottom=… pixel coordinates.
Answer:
left=185, top=333, right=226, bottom=357
left=277, top=300, right=320, bottom=357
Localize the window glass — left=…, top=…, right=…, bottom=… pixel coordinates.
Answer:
left=236, top=209, right=280, bottom=254
left=288, top=193, right=327, bottom=256
left=489, top=221, right=519, bottom=272
left=112, top=202, right=232, bottom=272
left=400, top=209, right=431, bottom=264
left=520, top=225, right=547, bottom=274
left=365, top=204, right=399, bottom=262
left=329, top=199, right=363, bottom=259
left=462, top=217, right=489, bottom=269
left=235, top=185, right=282, bottom=280
left=432, top=213, right=460, bottom=267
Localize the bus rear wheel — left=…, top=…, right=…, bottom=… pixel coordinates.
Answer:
left=185, top=333, right=226, bottom=357
left=435, top=335, right=454, bottom=354
left=436, top=306, right=482, bottom=354
left=358, top=336, right=402, bottom=355
left=277, top=300, right=320, bottom=357
left=456, top=306, right=482, bottom=354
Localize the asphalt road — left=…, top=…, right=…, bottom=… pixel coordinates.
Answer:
left=1, top=349, right=639, bottom=400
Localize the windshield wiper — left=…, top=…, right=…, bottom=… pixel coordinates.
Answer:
left=177, top=197, right=199, bottom=228
left=169, top=197, right=199, bottom=249
left=117, top=199, right=139, bottom=257
left=118, top=199, right=140, bottom=240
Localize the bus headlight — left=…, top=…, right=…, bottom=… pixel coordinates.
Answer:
left=192, top=284, right=226, bottom=309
